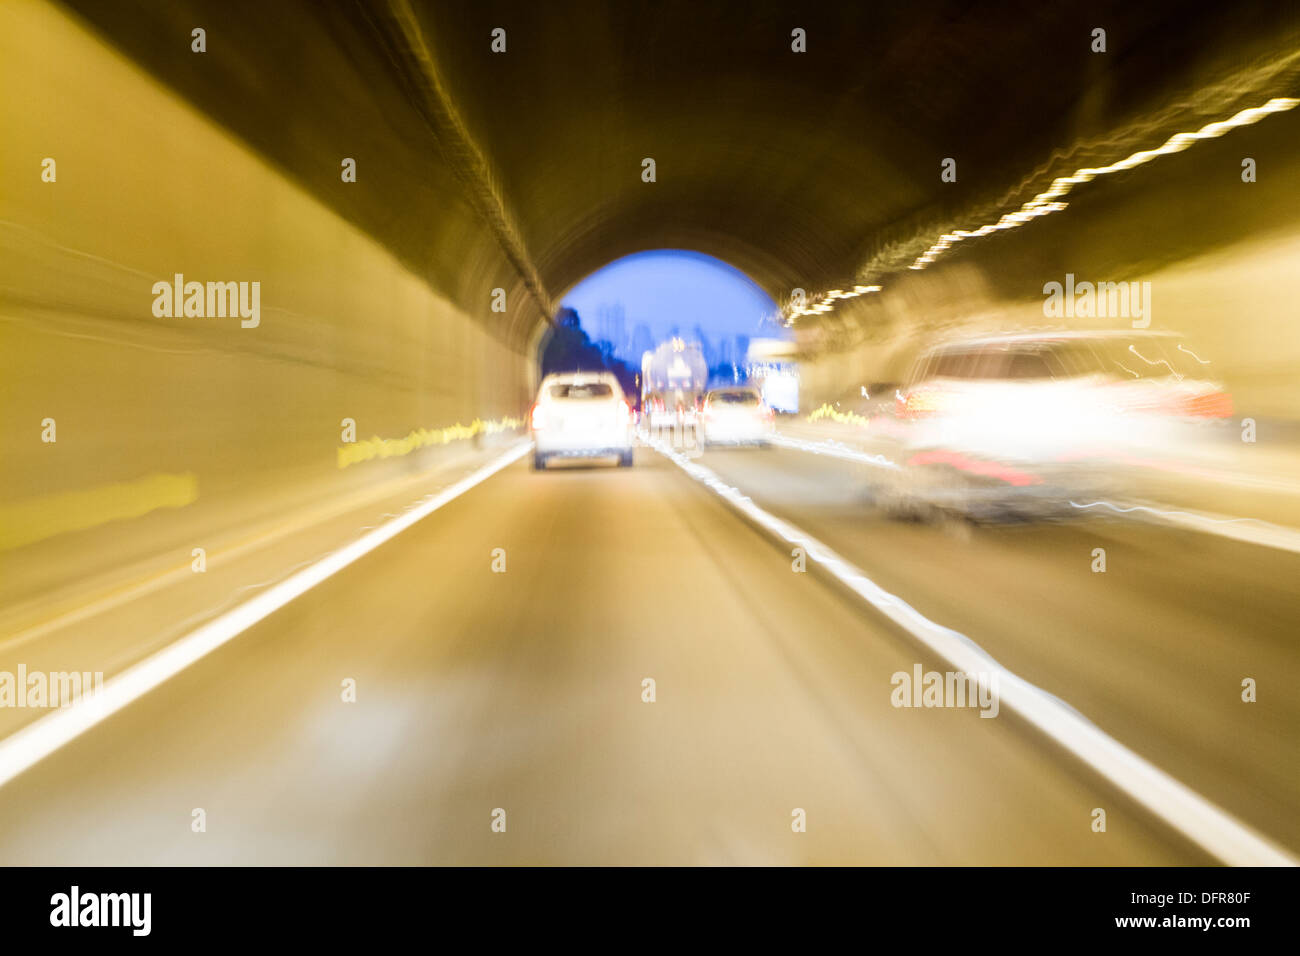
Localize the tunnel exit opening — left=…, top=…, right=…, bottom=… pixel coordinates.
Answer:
left=529, top=250, right=789, bottom=414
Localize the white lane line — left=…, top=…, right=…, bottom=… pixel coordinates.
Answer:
left=1070, top=499, right=1300, bottom=555
left=769, top=433, right=901, bottom=469
left=0, top=441, right=532, bottom=791
left=649, top=436, right=1296, bottom=867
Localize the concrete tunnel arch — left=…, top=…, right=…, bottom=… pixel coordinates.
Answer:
left=9, top=0, right=1300, bottom=597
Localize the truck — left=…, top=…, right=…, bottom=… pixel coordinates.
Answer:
left=641, top=338, right=708, bottom=434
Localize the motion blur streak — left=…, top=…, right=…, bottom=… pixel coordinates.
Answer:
left=0, top=443, right=530, bottom=791
left=3, top=0, right=1299, bottom=864
left=789, top=88, right=1300, bottom=319
left=768, top=434, right=901, bottom=470
left=646, top=436, right=1297, bottom=867
left=0, top=472, right=197, bottom=552
left=909, top=97, right=1300, bottom=272
left=337, top=417, right=523, bottom=469
left=1069, top=500, right=1300, bottom=555
left=382, top=0, right=555, bottom=321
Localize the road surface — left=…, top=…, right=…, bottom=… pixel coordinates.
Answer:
left=6, top=436, right=1295, bottom=864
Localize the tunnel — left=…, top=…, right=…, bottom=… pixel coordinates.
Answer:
left=1, top=0, right=1300, bottom=874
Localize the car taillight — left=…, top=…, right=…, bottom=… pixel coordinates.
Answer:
left=898, top=387, right=951, bottom=419
left=530, top=404, right=545, bottom=430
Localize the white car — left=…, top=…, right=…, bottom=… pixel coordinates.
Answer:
left=883, top=330, right=1232, bottom=517
left=530, top=372, right=635, bottom=469
left=701, top=387, right=775, bottom=446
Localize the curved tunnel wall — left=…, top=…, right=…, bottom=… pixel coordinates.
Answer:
left=7, top=0, right=1300, bottom=604
left=0, top=1, right=530, bottom=596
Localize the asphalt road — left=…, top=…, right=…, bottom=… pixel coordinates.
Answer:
left=2, top=440, right=1291, bottom=864
left=700, top=441, right=1300, bottom=852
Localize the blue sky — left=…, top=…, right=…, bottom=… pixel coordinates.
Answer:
left=559, top=250, right=784, bottom=360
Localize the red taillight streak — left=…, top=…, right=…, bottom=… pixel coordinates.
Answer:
left=1184, top=391, right=1233, bottom=418
left=906, top=450, right=1043, bottom=487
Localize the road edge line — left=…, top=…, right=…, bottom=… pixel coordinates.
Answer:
left=0, top=441, right=532, bottom=791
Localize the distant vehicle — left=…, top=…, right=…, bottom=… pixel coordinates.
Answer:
left=642, top=393, right=676, bottom=430
left=643, top=387, right=701, bottom=433
left=530, top=372, right=635, bottom=469
left=642, top=339, right=708, bottom=395
left=701, top=387, right=775, bottom=446
left=883, top=330, right=1232, bottom=518
left=641, top=339, right=707, bottom=424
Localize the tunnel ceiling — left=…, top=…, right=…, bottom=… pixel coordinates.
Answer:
left=60, top=0, right=1300, bottom=348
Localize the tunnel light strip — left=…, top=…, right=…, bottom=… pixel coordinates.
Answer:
left=786, top=285, right=881, bottom=322
left=648, top=436, right=1296, bottom=866
left=338, top=416, right=522, bottom=469
left=0, top=441, right=533, bottom=792
left=786, top=95, right=1300, bottom=324
left=910, top=96, right=1300, bottom=271
left=805, top=403, right=874, bottom=428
